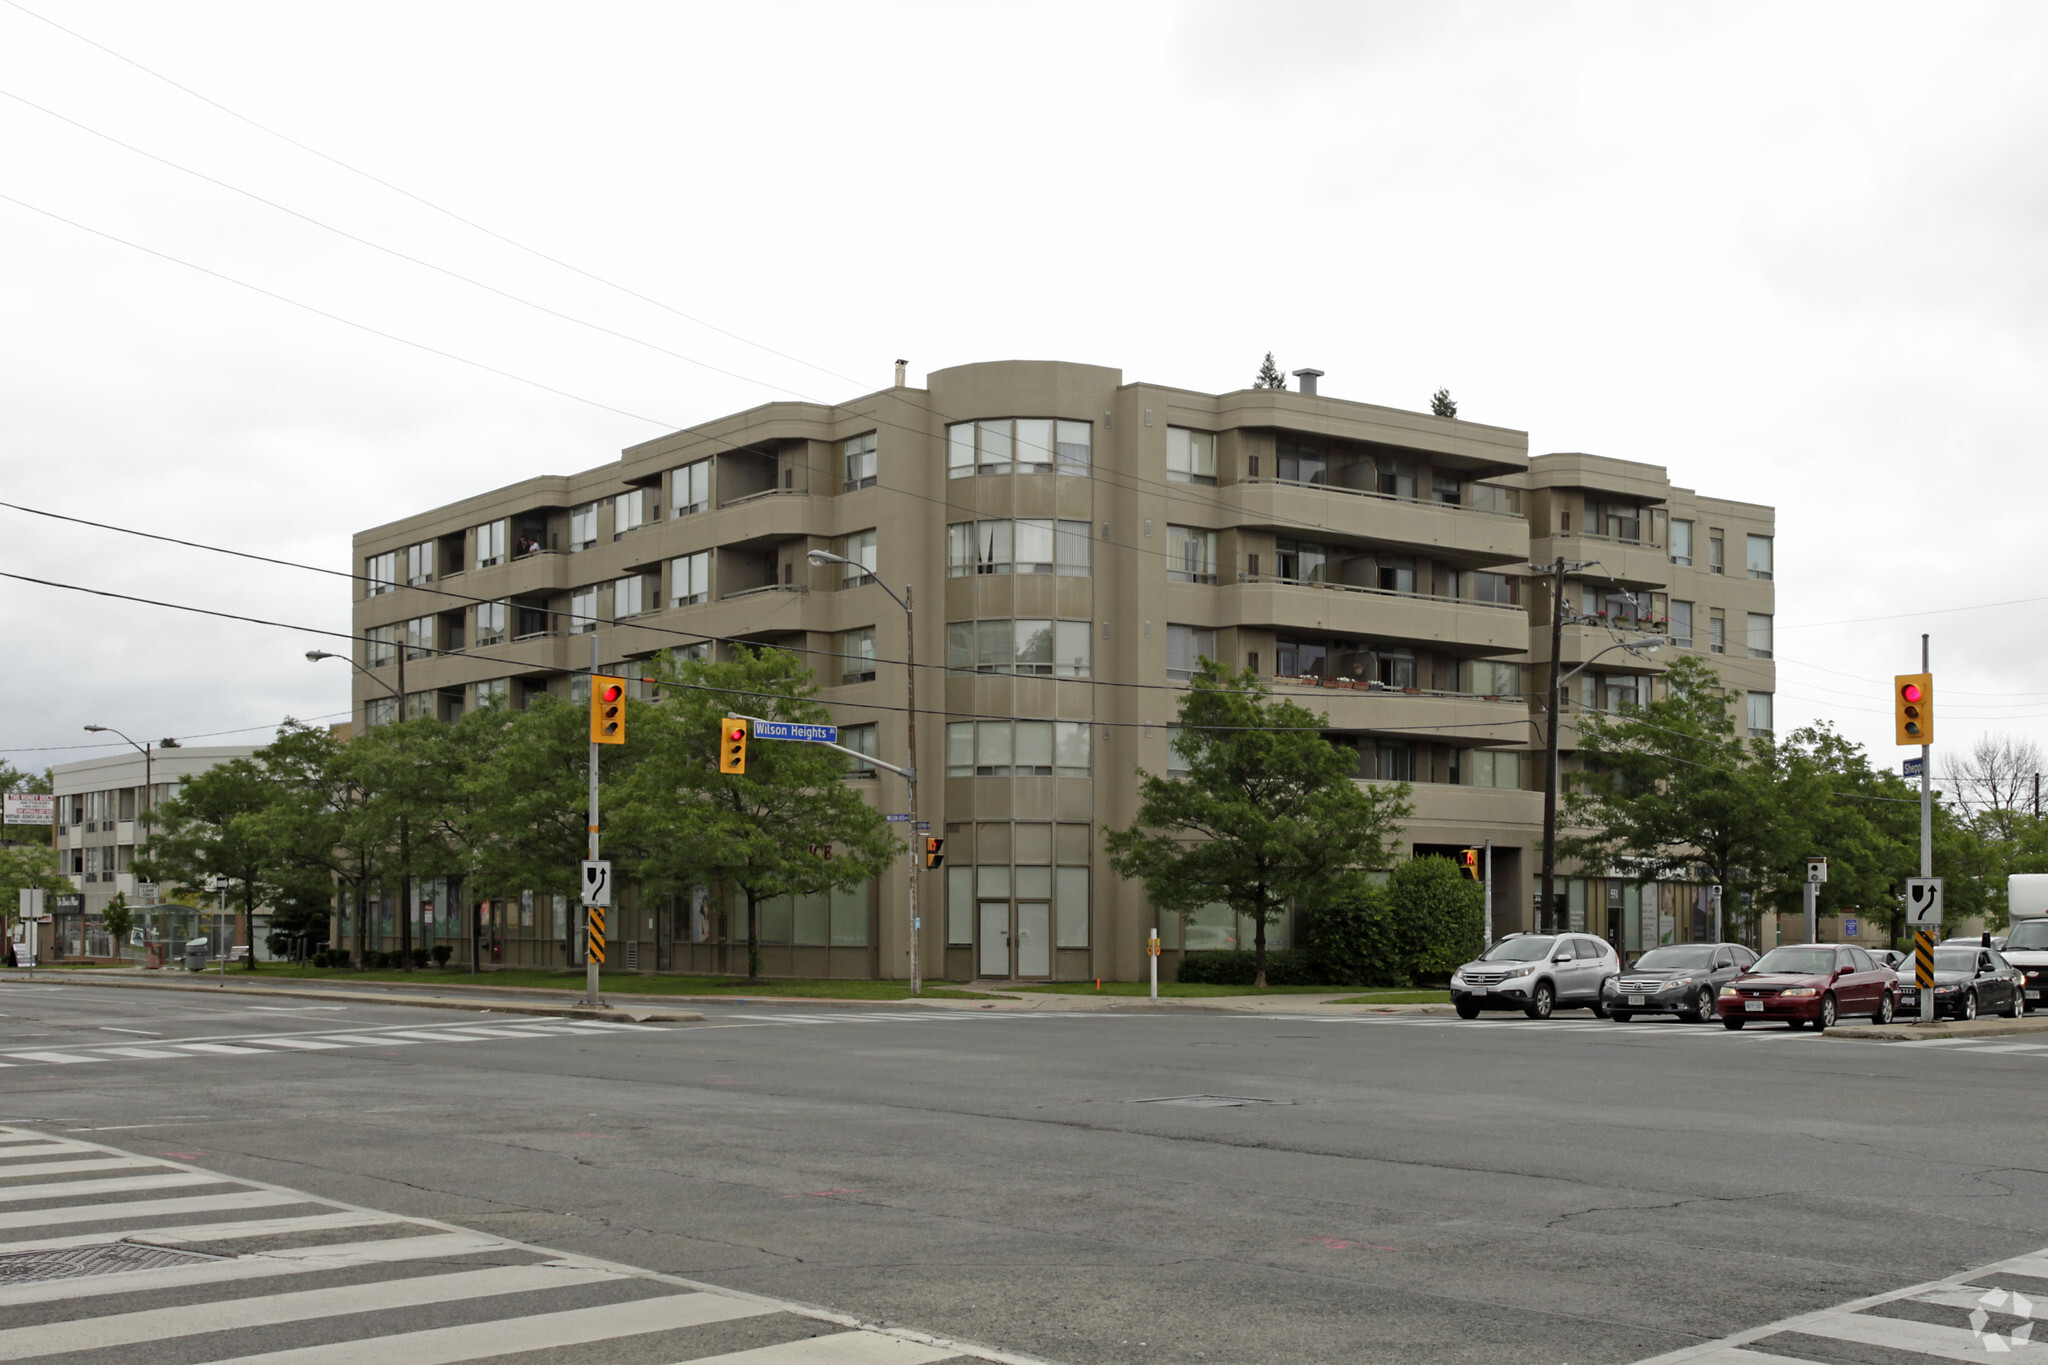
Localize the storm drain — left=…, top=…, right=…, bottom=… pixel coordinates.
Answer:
left=0, top=1240, right=230, bottom=1285
left=1131, top=1095, right=1294, bottom=1109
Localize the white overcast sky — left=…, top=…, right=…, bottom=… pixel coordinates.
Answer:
left=3, top=0, right=2044, bottom=780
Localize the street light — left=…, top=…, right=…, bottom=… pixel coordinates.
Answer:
left=307, top=649, right=404, bottom=707
left=82, top=724, right=179, bottom=966
left=807, top=548, right=922, bottom=995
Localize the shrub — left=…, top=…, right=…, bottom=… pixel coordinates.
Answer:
left=431, top=945, right=453, bottom=967
left=1173, top=948, right=1318, bottom=986
left=366, top=950, right=388, bottom=969
left=1386, top=856, right=1485, bottom=981
left=409, top=948, right=429, bottom=969
left=1301, top=880, right=1406, bottom=987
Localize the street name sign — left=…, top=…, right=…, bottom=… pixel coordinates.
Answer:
left=1903, top=756, right=1925, bottom=779
left=1906, top=877, right=1943, bottom=928
left=886, top=813, right=912, bottom=823
left=580, top=860, right=613, bottom=908
left=752, top=720, right=838, bottom=743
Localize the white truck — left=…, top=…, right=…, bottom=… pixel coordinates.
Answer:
left=2001, top=875, right=2048, bottom=1007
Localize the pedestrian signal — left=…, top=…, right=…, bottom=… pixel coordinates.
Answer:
left=589, top=675, right=626, bottom=745
left=719, top=718, right=749, bottom=774
left=1458, top=848, right=1481, bottom=881
left=923, top=836, right=945, bottom=870
left=1894, top=673, right=1933, bottom=746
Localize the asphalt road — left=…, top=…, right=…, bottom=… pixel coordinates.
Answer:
left=2, top=978, right=2044, bottom=1363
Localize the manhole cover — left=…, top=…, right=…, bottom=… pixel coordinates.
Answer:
left=1130, top=1095, right=1294, bottom=1108
left=0, top=1241, right=229, bottom=1284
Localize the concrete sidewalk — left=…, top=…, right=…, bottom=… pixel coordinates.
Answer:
left=1827, top=1012, right=2048, bottom=1042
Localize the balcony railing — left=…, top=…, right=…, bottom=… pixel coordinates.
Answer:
left=1270, top=676, right=1528, bottom=701
left=1238, top=478, right=1525, bottom=519
left=719, top=487, right=805, bottom=509
left=719, top=583, right=810, bottom=602
left=1239, top=573, right=1525, bottom=611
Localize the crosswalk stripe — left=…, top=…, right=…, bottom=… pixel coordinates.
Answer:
left=175, top=1042, right=273, bottom=1055
left=0, top=1231, right=508, bottom=1308
left=0, top=1260, right=626, bottom=1359
left=1791, top=1307, right=1989, bottom=1358
left=310, top=1034, right=423, bottom=1045
left=687, top=1332, right=965, bottom=1363
left=97, top=1045, right=190, bottom=1058
left=0, top=1156, right=157, bottom=1179
left=192, top=1288, right=773, bottom=1365
left=370, top=1030, right=486, bottom=1043
left=0, top=1208, right=398, bottom=1254
left=0, top=1187, right=305, bottom=1231
left=250, top=1037, right=350, bottom=1051
left=2, top=1050, right=101, bottom=1064
left=0, top=1142, right=95, bottom=1159
left=0, top=1170, right=223, bottom=1204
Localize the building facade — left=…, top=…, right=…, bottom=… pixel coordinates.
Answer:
left=349, top=359, right=1775, bottom=979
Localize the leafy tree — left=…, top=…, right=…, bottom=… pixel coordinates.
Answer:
left=349, top=717, right=468, bottom=971
left=100, top=894, right=134, bottom=961
left=613, top=647, right=897, bottom=981
left=0, top=844, right=69, bottom=959
left=1430, top=387, right=1458, bottom=418
left=136, top=758, right=279, bottom=969
left=243, top=721, right=361, bottom=960
left=1106, top=660, right=1412, bottom=986
left=1254, top=352, right=1286, bottom=390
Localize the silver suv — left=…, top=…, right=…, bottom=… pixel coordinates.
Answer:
left=1450, top=933, right=1620, bottom=1020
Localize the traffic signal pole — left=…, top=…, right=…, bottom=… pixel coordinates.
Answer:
left=587, top=635, right=601, bottom=1008
left=1920, top=634, right=1933, bottom=1024
left=1540, top=557, right=1566, bottom=935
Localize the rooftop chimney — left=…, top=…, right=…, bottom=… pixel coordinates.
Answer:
left=894, top=359, right=908, bottom=388
left=1292, top=368, right=1324, bottom=397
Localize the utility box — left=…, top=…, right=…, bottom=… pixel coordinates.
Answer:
left=2011, top=875, right=2048, bottom=922
left=184, top=937, right=211, bottom=972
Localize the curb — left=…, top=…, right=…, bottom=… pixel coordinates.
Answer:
left=1827, top=1014, right=2048, bottom=1042
left=0, top=972, right=702, bottom=1024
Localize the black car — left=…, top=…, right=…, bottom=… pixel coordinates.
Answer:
left=1896, top=945, right=2026, bottom=1021
left=1602, top=942, right=1758, bottom=1022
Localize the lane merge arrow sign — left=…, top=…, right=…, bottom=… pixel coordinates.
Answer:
left=581, top=860, right=613, bottom=908
left=1905, top=877, right=1943, bottom=928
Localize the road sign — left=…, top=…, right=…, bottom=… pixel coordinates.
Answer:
left=886, top=813, right=912, bottom=823
left=1807, top=858, right=1828, bottom=885
left=751, top=720, right=838, bottom=743
left=1903, top=756, right=1924, bottom=779
left=586, top=904, right=606, bottom=965
left=580, top=860, right=612, bottom=908
left=135, top=882, right=160, bottom=907
left=3, top=793, right=53, bottom=825
left=1906, top=877, right=1943, bottom=928
left=915, top=821, right=931, bottom=831
left=1844, top=916, right=1859, bottom=937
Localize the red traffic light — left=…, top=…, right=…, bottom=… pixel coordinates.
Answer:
left=600, top=683, right=623, bottom=703
left=729, top=726, right=746, bottom=741
left=1900, top=683, right=1923, bottom=703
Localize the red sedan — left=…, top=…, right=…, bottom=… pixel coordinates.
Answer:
left=1717, top=943, right=1899, bottom=1030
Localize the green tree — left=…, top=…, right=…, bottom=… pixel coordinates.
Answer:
left=614, top=647, right=897, bottom=981
left=100, top=893, right=134, bottom=962
left=1430, top=387, right=1458, bottom=418
left=0, top=844, right=69, bottom=960
left=244, top=721, right=367, bottom=961
left=349, top=717, right=469, bottom=970
left=1387, top=856, right=1485, bottom=977
left=136, top=758, right=279, bottom=969
left=1105, top=660, right=1413, bottom=986
left=1254, top=351, right=1286, bottom=390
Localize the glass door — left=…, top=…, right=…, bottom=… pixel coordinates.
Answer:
left=1016, top=902, right=1051, bottom=977
left=978, top=902, right=1010, bottom=977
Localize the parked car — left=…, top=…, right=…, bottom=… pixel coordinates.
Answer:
left=1941, top=934, right=2008, bottom=952
left=2000, top=918, right=2048, bottom=1007
left=1867, top=947, right=1908, bottom=972
left=1449, top=933, right=1620, bottom=1020
left=1717, top=943, right=1899, bottom=1030
left=1897, top=945, right=2025, bottom=1021
left=1601, top=942, right=1758, bottom=1022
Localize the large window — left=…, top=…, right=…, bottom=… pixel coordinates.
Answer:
left=365, top=696, right=397, bottom=728
left=946, top=720, right=1090, bottom=777
left=403, top=615, right=433, bottom=660
left=1276, top=439, right=1327, bottom=485
left=1747, top=612, right=1773, bottom=659
left=1708, top=609, right=1725, bottom=654
left=404, top=541, right=434, bottom=586
left=474, top=601, right=506, bottom=647
left=1379, top=458, right=1417, bottom=500
left=1469, top=483, right=1522, bottom=515
left=1747, top=691, right=1774, bottom=737
left=1167, top=526, right=1217, bottom=584
left=839, top=626, right=877, bottom=683
left=837, top=530, right=877, bottom=585
left=1669, top=519, right=1693, bottom=566
left=1468, top=749, right=1521, bottom=789
left=614, top=489, right=653, bottom=538
left=569, top=586, right=598, bottom=634
left=670, top=552, right=710, bottom=607
left=946, top=520, right=1089, bottom=576
left=474, top=520, right=506, bottom=569
left=1378, top=555, right=1416, bottom=595
left=366, top=624, right=398, bottom=669
left=569, top=503, right=597, bottom=552
left=476, top=678, right=507, bottom=708
left=1274, top=539, right=1328, bottom=583
left=613, top=575, right=645, bottom=620
left=1470, top=660, right=1523, bottom=696
left=840, top=723, right=878, bottom=774
left=1470, top=571, right=1518, bottom=606
left=946, top=418, right=1090, bottom=477
left=947, top=619, right=1091, bottom=677
left=1708, top=533, right=1725, bottom=575
left=1746, top=535, right=1773, bottom=580
left=366, top=551, right=397, bottom=596
left=1167, top=428, right=1217, bottom=484
left=672, top=460, right=710, bottom=517
left=843, top=432, right=877, bottom=490
left=1167, top=625, right=1215, bottom=681
left=1668, top=600, right=1693, bottom=647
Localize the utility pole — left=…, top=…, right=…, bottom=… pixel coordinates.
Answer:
left=586, top=633, right=602, bottom=1008
left=1540, top=557, right=1567, bottom=935
left=1483, top=838, right=1494, bottom=945
left=1919, top=634, right=1932, bottom=883
left=905, top=584, right=920, bottom=996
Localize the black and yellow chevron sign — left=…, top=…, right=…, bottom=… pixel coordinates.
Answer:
left=1914, top=929, right=1934, bottom=990
left=587, top=905, right=607, bottom=966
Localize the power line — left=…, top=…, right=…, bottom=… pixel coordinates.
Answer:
left=1, top=710, right=353, bottom=755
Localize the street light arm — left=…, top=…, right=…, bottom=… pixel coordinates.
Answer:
left=806, top=550, right=909, bottom=616
left=307, top=649, right=402, bottom=699
left=83, top=723, right=145, bottom=757
left=1557, top=637, right=1663, bottom=687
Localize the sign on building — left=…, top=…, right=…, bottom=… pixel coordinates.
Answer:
left=3, top=794, right=54, bottom=825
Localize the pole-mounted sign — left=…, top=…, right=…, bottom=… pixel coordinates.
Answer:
left=1905, top=877, right=1943, bottom=928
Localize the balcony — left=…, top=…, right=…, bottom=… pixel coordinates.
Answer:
left=1276, top=680, right=1533, bottom=743
left=1536, top=532, right=1672, bottom=588
left=1224, top=480, right=1528, bottom=566
left=1222, top=575, right=1529, bottom=655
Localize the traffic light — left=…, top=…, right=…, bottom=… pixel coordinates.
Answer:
left=1458, top=848, right=1481, bottom=881
left=1894, top=673, right=1933, bottom=746
left=719, top=718, right=749, bottom=774
left=589, top=675, right=625, bottom=745
left=923, top=836, right=945, bottom=870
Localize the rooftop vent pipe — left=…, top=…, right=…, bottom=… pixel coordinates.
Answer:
left=894, top=359, right=908, bottom=388
left=1292, top=368, right=1324, bottom=396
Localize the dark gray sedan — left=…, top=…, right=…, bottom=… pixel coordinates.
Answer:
left=1897, top=946, right=2026, bottom=1020
left=1602, top=942, right=1759, bottom=1022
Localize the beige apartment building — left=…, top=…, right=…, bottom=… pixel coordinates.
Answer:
left=349, top=359, right=1774, bottom=980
